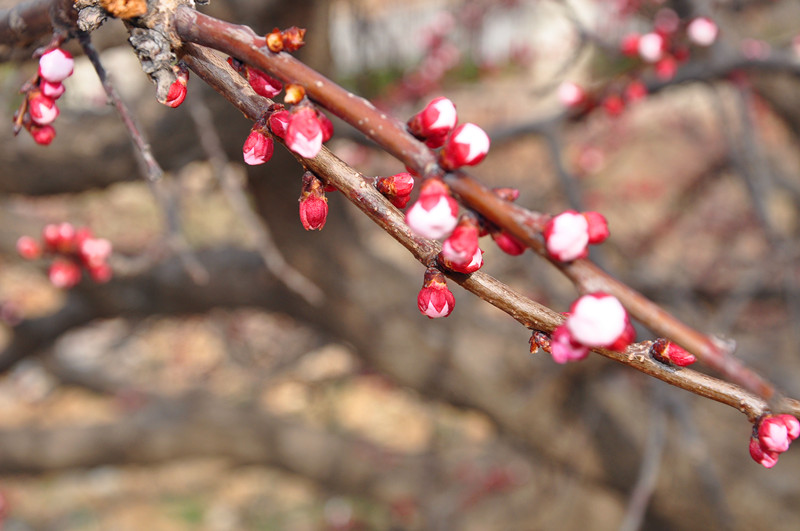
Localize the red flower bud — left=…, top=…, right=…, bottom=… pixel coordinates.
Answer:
left=407, top=96, right=458, bottom=140
left=30, top=124, right=56, bottom=145
left=299, top=172, right=328, bottom=230
left=286, top=107, right=323, bottom=158
left=28, top=93, right=59, bottom=125
left=439, top=123, right=490, bottom=170
left=268, top=109, right=290, bottom=139
left=544, top=210, right=589, bottom=262
left=48, top=259, right=82, bottom=289
left=40, top=80, right=65, bottom=100
left=405, top=179, right=459, bottom=240
left=246, top=66, right=283, bottom=98
left=582, top=211, right=610, bottom=244
left=490, top=230, right=526, bottom=256
left=43, top=222, right=76, bottom=253
left=749, top=436, right=779, bottom=468
left=417, top=267, right=455, bottom=318
left=376, top=172, right=415, bottom=209
left=164, top=78, right=187, bottom=108
left=649, top=338, right=696, bottom=367
left=38, top=48, right=74, bottom=83
left=16, top=236, right=42, bottom=260
left=242, top=126, right=274, bottom=165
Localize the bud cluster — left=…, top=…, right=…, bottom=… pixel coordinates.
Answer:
left=749, top=414, right=800, bottom=468
left=533, top=293, right=635, bottom=364
left=543, top=210, right=609, bottom=262
left=14, top=48, right=75, bottom=145
left=17, top=223, right=113, bottom=288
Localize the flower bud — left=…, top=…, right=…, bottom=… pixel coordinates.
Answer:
left=38, top=48, right=74, bottom=83
left=758, top=416, right=793, bottom=453
left=550, top=324, right=590, bottom=363
left=638, top=32, right=665, bottom=63
left=28, top=93, right=59, bottom=125
left=246, top=66, right=283, bottom=98
left=405, top=179, right=459, bottom=240
left=417, top=267, right=455, bottom=318
left=566, top=293, right=630, bottom=350
left=317, top=111, right=334, bottom=142
left=299, top=172, right=328, bottom=230
left=620, top=33, right=641, bottom=57
left=164, top=78, right=188, bottom=108
left=79, top=237, right=112, bottom=268
left=749, top=436, right=779, bottom=468
left=407, top=96, right=457, bottom=140
left=582, top=211, right=610, bottom=245
left=376, top=172, right=415, bottom=209
left=242, top=126, right=274, bottom=165
left=440, top=216, right=482, bottom=273
left=544, top=210, right=589, bottom=262
left=88, top=263, right=113, bottom=283
left=602, top=94, right=625, bottom=117
left=43, top=222, right=76, bottom=253
left=16, top=236, right=42, bottom=260
left=687, top=17, right=718, bottom=47
left=490, top=229, right=526, bottom=256
left=778, top=414, right=800, bottom=440
left=40, top=80, right=65, bottom=100
left=439, top=123, right=490, bottom=170
left=557, top=81, right=586, bottom=108
left=30, top=124, right=56, bottom=145
left=623, top=80, right=648, bottom=104
left=649, top=338, right=696, bottom=367
left=268, top=108, right=290, bottom=139
left=655, top=56, right=677, bottom=81
left=48, top=259, right=82, bottom=289
left=286, top=107, right=323, bottom=158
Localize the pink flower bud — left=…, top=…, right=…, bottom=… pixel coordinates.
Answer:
left=407, top=96, right=458, bottom=139
left=268, top=109, right=290, bottom=139
left=30, top=124, right=56, bottom=145
left=38, top=48, right=74, bottom=83
left=405, top=179, right=459, bottom=240
left=440, top=217, right=481, bottom=272
left=654, top=56, right=677, bottom=81
left=28, top=94, right=59, bottom=125
left=620, top=33, right=641, bottom=57
left=79, top=237, right=112, bottom=268
left=48, top=259, right=82, bottom=289
left=638, top=32, right=665, bottom=63
left=758, top=416, right=792, bottom=453
left=557, top=81, right=586, bottom=108
left=778, top=414, right=800, bottom=440
left=439, top=123, right=490, bottom=170
left=687, top=17, right=718, bottom=47
left=245, top=66, right=283, bottom=98
left=376, top=172, right=415, bottom=209
left=16, top=236, right=42, bottom=260
left=749, top=436, right=779, bottom=468
left=242, top=127, right=274, bottom=165
left=550, top=324, right=590, bottom=364
left=650, top=338, right=696, bottom=367
left=286, top=107, right=323, bottom=158
left=566, top=293, right=629, bottom=349
left=602, top=95, right=625, bottom=117
left=318, top=111, right=334, bottom=142
left=89, top=263, right=112, bottom=283
left=417, top=267, right=455, bottom=318
left=40, top=80, right=65, bottom=99
left=544, top=210, right=589, bottom=262
left=623, top=80, right=648, bottom=104
left=490, top=229, right=526, bottom=256
left=43, top=222, right=76, bottom=253
left=299, top=172, right=328, bottom=230
left=582, top=211, right=610, bottom=244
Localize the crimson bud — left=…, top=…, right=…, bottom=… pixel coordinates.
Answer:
left=417, top=267, right=455, bottom=319
left=298, top=172, right=328, bottom=230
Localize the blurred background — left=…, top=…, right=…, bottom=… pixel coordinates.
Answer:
left=1, top=0, right=800, bottom=529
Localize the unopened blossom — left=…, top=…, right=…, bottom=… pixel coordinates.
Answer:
left=620, top=33, right=641, bottom=57
left=650, top=338, right=696, bottom=367
left=28, top=94, right=59, bottom=125
left=38, top=48, right=74, bottom=83
left=550, top=324, right=590, bottom=364
left=439, top=123, right=490, bottom=170
left=758, top=416, right=795, bottom=453
left=490, top=230, right=526, bottom=256
left=43, top=222, right=76, bottom=253
left=298, top=172, right=328, bottom=230
left=440, top=216, right=482, bottom=273
left=16, top=236, right=42, bottom=260
left=557, top=81, right=587, bottom=108
left=79, top=237, right=113, bottom=268
left=246, top=66, right=283, bottom=98
left=286, top=107, right=323, bottom=158
left=405, top=178, right=459, bottom=240
left=376, top=172, right=415, bottom=209
left=268, top=108, right=290, bottom=139
left=164, top=78, right=188, bottom=108
left=417, top=267, right=455, bottom=318
left=318, top=111, right=334, bottom=142
left=407, top=96, right=457, bottom=140
left=566, top=293, right=631, bottom=350
left=623, top=80, right=648, bottom=104
left=242, top=126, right=274, bottom=165
left=48, top=260, right=81, bottom=289
left=749, top=436, right=779, bottom=468
left=30, top=124, right=55, bottom=145
left=687, top=17, right=718, bottom=47
left=638, top=32, right=665, bottom=63
left=655, top=56, right=677, bottom=81
left=583, top=211, right=610, bottom=245
left=544, top=210, right=589, bottom=262
left=40, top=81, right=65, bottom=100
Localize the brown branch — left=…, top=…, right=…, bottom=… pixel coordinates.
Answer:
left=178, top=44, right=800, bottom=422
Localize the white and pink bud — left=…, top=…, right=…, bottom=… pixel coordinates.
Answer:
left=299, top=172, right=328, bottom=230
left=48, top=259, right=82, bottom=289
left=557, top=81, right=587, bottom=109
left=28, top=93, right=59, bottom=125
left=38, top=48, right=74, bottom=83
left=376, top=172, right=415, bottom=209
left=286, top=107, right=324, bottom=158
left=758, top=416, right=794, bottom=453
left=439, top=123, right=490, bottom=170
left=40, top=80, right=65, bottom=100
left=687, top=17, right=718, bottom=47
left=407, top=96, right=458, bottom=140
left=549, top=324, right=590, bottom=364
left=242, top=125, right=274, bottom=165
left=440, top=216, right=482, bottom=273
left=544, top=210, right=589, bottom=262
left=638, top=32, right=666, bottom=63
left=650, top=338, right=696, bottom=367
left=246, top=66, right=283, bottom=98
left=566, top=293, right=632, bottom=351
left=417, top=267, right=455, bottom=319
left=78, top=237, right=112, bottom=268
left=30, top=124, right=56, bottom=145
left=43, top=222, right=76, bottom=253
left=749, top=436, right=779, bottom=468
left=16, top=236, right=42, bottom=260
left=405, top=178, right=459, bottom=240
